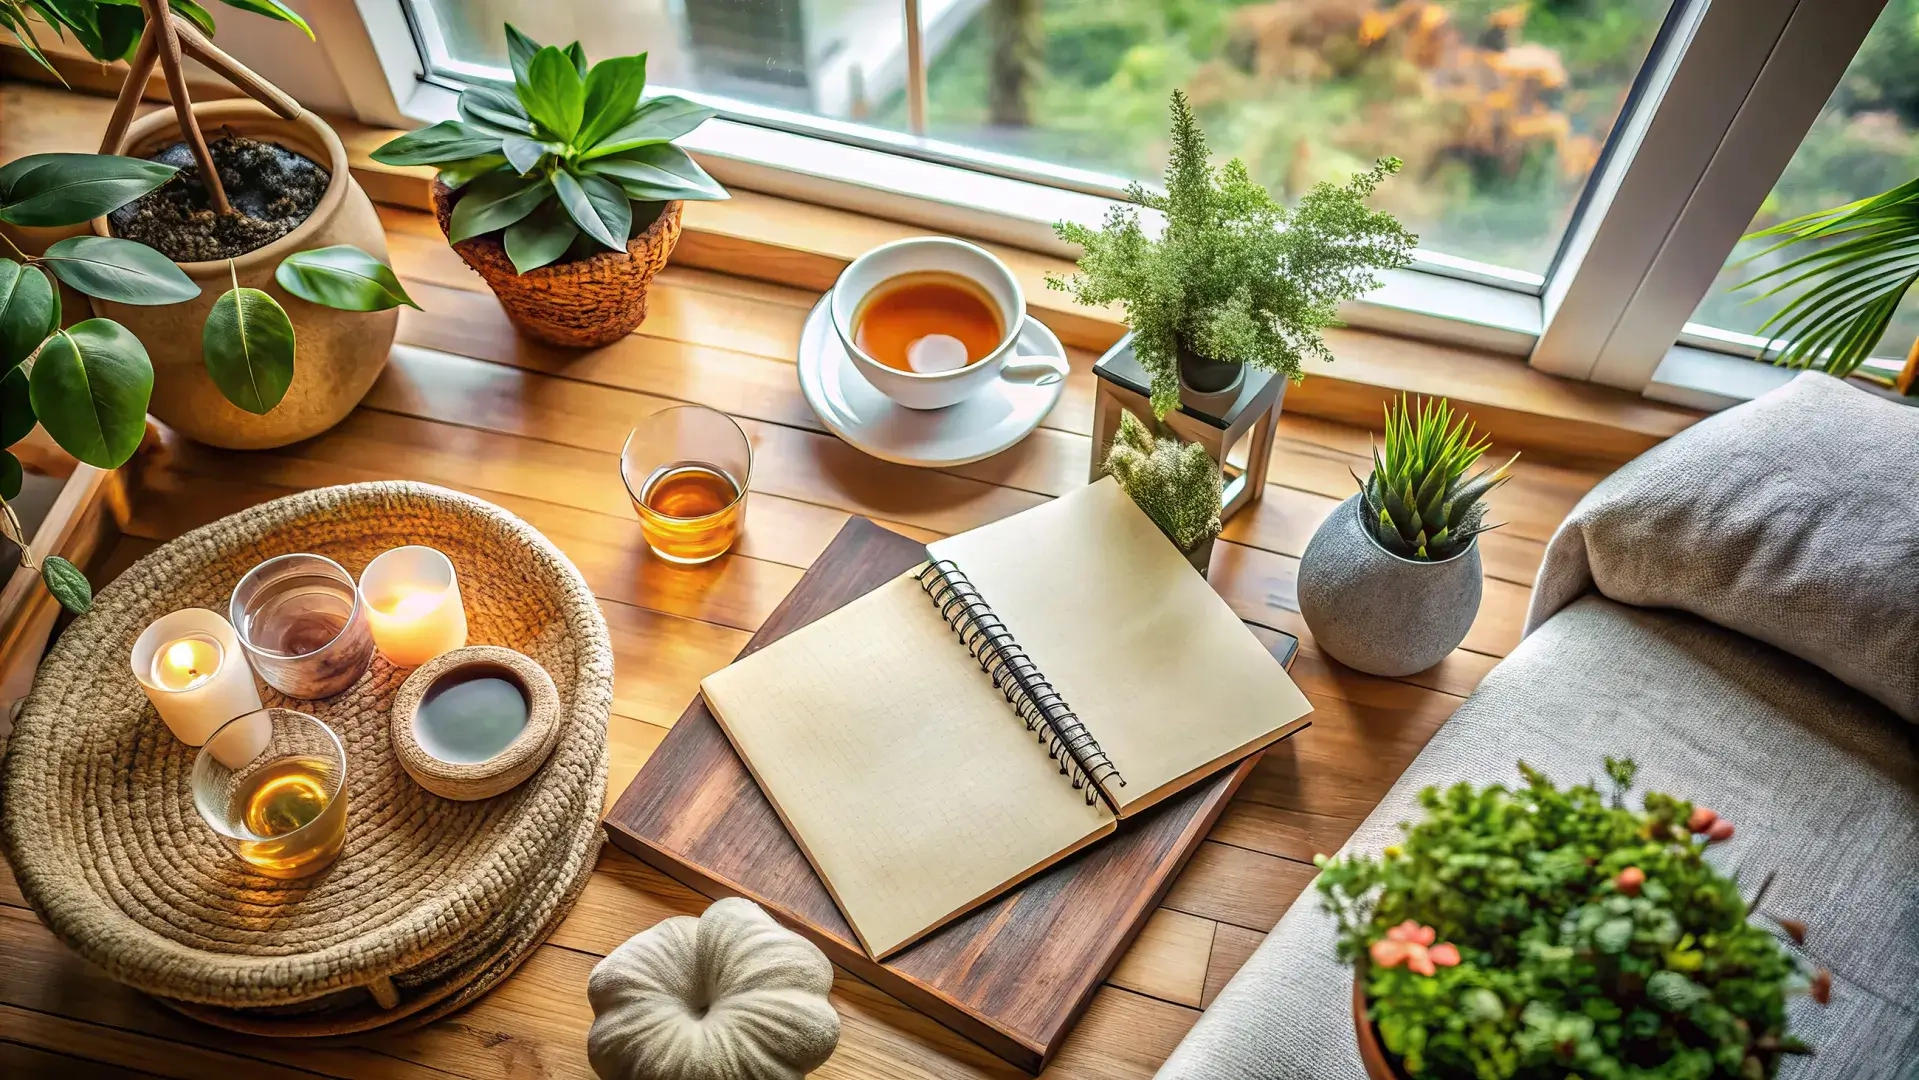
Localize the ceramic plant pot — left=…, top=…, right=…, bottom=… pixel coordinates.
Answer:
left=431, top=178, right=683, bottom=348
left=1177, top=341, right=1245, bottom=412
left=90, top=100, right=399, bottom=451
left=1297, top=493, right=1482, bottom=677
left=1352, top=969, right=1408, bottom=1080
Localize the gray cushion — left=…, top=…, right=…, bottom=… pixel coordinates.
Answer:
left=1156, top=597, right=1919, bottom=1080
left=1528, top=372, right=1919, bottom=722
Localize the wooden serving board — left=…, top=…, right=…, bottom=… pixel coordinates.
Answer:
left=604, top=518, right=1302, bottom=1073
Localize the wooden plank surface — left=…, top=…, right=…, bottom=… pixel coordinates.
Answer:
left=0, top=78, right=1625, bottom=1080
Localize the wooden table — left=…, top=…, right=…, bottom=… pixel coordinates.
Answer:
left=0, top=82, right=1620, bottom=1080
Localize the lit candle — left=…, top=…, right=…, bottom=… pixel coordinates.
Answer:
left=132, top=609, right=269, bottom=767
left=361, top=546, right=468, bottom=668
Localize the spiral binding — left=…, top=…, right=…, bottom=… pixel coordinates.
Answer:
left=915, top=560, right=1125, bottom=810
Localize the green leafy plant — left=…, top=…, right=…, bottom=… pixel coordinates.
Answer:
left=1102, top=409, right=1222, bottom=553
left=0, top=0, right=309, bottom=79
left=1357, top=395, right=1513, bottom=562
left=372, top=25, right=729, bottom=273
left=1048, top=90, right=1416, bottom=418
left=1316, top=759, right=1818, bottom=1080
left=1734, top=176, right=1919, bottom=384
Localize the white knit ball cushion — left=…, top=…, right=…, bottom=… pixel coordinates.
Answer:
left=587, top=897, right=840, bottom=1080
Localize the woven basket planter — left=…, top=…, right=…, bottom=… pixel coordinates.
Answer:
left=0, top=482, right=612, bottom=1035
left=431, top=178, right=683, bottom=348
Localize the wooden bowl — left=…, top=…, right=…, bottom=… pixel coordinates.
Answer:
left=392, top=646, right=562, bottom=801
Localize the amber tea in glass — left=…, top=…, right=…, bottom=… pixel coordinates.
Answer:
left=621, top=406, right=752, bottom=564
left=194, top=709, right=348, bottom=879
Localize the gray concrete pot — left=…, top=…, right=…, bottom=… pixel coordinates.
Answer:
left=1297, top=494, right=1482, bottom=677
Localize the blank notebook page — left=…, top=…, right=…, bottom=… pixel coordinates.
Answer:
left=699, top=572, right=1117, bottom=959
left=927, top=477, right=1313, bottom=815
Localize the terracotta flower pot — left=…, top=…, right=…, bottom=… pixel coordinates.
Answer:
left=1353, top=967, right=1408, bottom=1080
left=89, top=100, right=399, bottom=451
left=431, top=178, right=683, bottom=348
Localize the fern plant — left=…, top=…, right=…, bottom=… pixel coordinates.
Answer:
left=1358, top=396, right=1513, bottom=562
left=1733, top=176, right=1919, bottom=384
left=1103, top=410, right=1222, bottom=552
left=1049, top=90, right=1416, bottom=418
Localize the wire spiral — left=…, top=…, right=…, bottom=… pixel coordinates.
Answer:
left=915, top=561, right=1124, bottom=810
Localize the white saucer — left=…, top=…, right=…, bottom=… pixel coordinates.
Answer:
left=797, top=295, right=1065, bottom=467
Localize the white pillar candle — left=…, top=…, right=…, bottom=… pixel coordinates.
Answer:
left=361, top=546, right=468, bottom=668
left=131, top=608, right=269, bottom=768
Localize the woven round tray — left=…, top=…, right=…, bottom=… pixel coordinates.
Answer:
left=0, top=482, right=612, bottom=1035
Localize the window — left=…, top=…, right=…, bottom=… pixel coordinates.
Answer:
left=1688, top=0, right=1919, bottom=368
left=329, top=0, right=1891, bottom=405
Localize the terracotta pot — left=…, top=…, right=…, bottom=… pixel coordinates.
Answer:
left=88, top=100, right=398, bottom=450
left=431, top=178, right=683, bottom=348
left=1353, top=967, right=1408, bottom=1080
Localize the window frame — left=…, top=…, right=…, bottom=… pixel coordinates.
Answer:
left=317, top=0, right=1890, bottom=407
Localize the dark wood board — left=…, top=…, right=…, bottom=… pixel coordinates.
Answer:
left=604, top=518, right=1303, bottom=1073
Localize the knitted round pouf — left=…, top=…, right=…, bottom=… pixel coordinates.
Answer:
left=0, top=482, right=612, bottom=1035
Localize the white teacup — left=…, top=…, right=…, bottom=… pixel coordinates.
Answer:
left=830, top=237, right=1069, bottom=410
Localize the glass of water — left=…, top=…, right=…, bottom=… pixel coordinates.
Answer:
left=193, top=708, right=349, bottom=879
left=230, top=553, right=375, bottom=698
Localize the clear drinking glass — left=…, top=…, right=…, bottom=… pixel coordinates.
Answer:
left=230, top=553, right=376, bottom=698
left=192, top=708, right=348, bottom=880
left=620, top=405, right=753, bottom=564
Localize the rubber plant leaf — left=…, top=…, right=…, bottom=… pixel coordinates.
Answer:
left=0, top=152, right=178, bottom=227
left=274, top=245, right=421, bottom=311
left=42, top=236, right=200, bottom=305
left=203, top=271, right=295, bottom=415
left=0, top=259, right=58, bottom=370
left=27, top=318, right=153, bottom=468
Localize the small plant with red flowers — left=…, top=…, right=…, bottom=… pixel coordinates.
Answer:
left=1314, top=758, right=1821, bottom=1079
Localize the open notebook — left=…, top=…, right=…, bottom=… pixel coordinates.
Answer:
left=699, top=478, right=1313, bottom=959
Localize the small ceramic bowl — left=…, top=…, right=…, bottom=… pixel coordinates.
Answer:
left=390, top=645, right=561, bottom=801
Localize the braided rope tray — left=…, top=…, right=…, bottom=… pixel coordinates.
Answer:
left=0, top=482, right=612, bottom=1035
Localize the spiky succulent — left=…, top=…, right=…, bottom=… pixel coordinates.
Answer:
left=1103, top=410, right=1223, bottom=552
left=1357, top=395, right=1513, bottom=561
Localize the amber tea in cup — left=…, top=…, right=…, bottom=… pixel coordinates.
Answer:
left=853, top=270, right=1004, bottom=374
left=621, top=406, right=753, bottom=564
left=193, top=709, right=348, bottom=880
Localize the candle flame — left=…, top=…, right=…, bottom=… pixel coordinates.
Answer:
left=167, top=639, right=199, bottom=673
left=381, top=588, right=442, bottom=620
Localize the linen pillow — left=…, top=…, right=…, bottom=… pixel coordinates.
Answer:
left=1527, top=372, right=1919, bottom=722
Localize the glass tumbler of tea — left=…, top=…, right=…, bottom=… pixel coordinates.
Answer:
left=230, top=553, right=376, bottom=698
left=620, top=405, right=753, bottom=564
left=192, top=708, right=348, bottom=879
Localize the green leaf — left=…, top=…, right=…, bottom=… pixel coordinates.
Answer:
left=0, top=366, right=32, bottom=446
left=28, top=318, right=152, bottom=468
left=504, top=23, right=542, bottom=87
left=0, top=7, right=61, bottom=79
left=0, top=449, right=19, bottom=501
left=274, top=245, right=421, bottom=311
left=170, top=0, right=217, bottom=38
left=448, top=173, right=550, bottom=243
left=565, top=41, right=588, bottom=77
left=0, top=260, right=58, bottom=370
left=522, top=46, right=586, bottom=142
left=457, top=85, right=535, bottom=137
left=580, top=143, right=727, bottom=201
left=42, top=236, right=199, bottom=305
left=504, top=198, right=578, bottom=273
left=41, top=555, right=91, bottom=615
left=212, top=0, right=311, bottom=37
left=501, top=135, right=561, bottom=175
left=580, top=95, right=718, bottom=159
left=370, top=121, right=503, bottom=167
left=578, top=54, right=649, bottom=149
left=554, top=170, right=630, bottom=251
left=438, top=154, right=508, bottom=190
left=0, top=153, right=178, bottom=227
left=203, top=284, right=294, bottom=414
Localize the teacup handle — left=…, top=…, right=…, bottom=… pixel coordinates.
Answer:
left=997, top=319, right=1069, bottom=386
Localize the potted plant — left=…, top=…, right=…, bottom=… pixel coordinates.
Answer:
left=1296, top=395, right=1511, bottom=676
left=1048, top=90, right=1416, bottom=419
left=1316, top=758, right=1821, bottom=1080
left=372, top=25, right=731, bottom=348
left=1, top=0, right=416, bottom=452
left=1102, top=410, right=1223, bottom=575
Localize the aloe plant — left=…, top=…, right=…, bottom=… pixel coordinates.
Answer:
left=372, top=25, right=729, bottom=273
left=1357, top=395, right=1513, bottom=562
left=1734, top=176, right=1919, bottom=382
